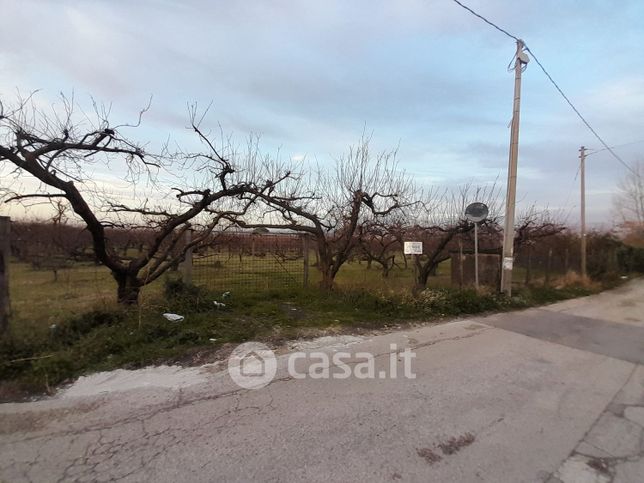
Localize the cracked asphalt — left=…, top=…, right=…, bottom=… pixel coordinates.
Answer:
left=1, top=280, right=643, bottom=482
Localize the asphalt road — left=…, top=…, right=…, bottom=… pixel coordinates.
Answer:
left=1, top=280, right=643, bottom=482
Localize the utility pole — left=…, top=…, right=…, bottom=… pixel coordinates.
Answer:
left=579, top=145, right=587, bottom=279
left=501, top=39, right=528, bottom=295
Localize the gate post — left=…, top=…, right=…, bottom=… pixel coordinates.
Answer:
left=302, top=235, right=310, bottom=288
left=0, top=217, right=10, bottom=335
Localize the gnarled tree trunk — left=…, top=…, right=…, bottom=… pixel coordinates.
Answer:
left=114, top=272, right=142, bottom=305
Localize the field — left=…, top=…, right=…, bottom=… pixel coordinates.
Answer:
left=9, top=255, right=455, bottom=330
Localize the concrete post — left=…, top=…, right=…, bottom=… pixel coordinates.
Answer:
left=458, top=239, right=464, bottom=289
left=580, top=146, right=587, bottom=279
left=501, top=40, right=527, bottom=296
left=0, top=217, right=10, bottom=335
left=302, top=235, right=310, bottom=288
left=181, top=229, right=193, bottom=285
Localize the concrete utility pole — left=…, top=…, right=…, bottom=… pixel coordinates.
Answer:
left=501, top=39, right=528, bottom=295
left=579, top=146, right=587, bottom=279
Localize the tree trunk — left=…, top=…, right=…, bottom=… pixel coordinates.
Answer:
left=317, top=257, right=336, bottom=290
left=382, top=265, right=390, bottom=278
left=412, top=259, right=431, bottom=294
left=319, top=270, right=334, bottom=290
left=114, top=273, right=141, bottom=305
left=381, top=257, right=394, bottom=278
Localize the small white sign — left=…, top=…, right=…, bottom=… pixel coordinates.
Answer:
left=404, top=241, right=423, bottom=255
left=503, top=257, right=514, bottom=270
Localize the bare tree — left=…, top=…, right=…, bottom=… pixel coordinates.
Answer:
left=614, top=161, right=644, bottom=224
left=614, top=161, right=644, bottom=246
left=407, top=183, right=501, bottom=292
left=512, top=207, right=566, bottom=251
left=357, top=214, right=406, bottom=278
left=0, top=94, right=283, bottom=304
left=233, top=136, right=415, bottom=289
left=40, top=200, right=74, bottom=281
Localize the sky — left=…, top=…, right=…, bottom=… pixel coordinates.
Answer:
left=1, top=0, right=643, bottom=225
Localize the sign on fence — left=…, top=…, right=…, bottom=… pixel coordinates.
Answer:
left=404, top=241, right=423, bottom=255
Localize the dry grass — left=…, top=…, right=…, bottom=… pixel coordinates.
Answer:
left=553, top=270, right=599, bottom=290
left=8, top=258, right=453, bottom=327
left=8, top=262, right=167, bottom=337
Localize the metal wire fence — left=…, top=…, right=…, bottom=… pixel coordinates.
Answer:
left=189, top=232, right=309, bottom=292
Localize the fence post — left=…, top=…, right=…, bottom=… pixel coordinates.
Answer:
left=545, top=248, right=552, bottom=286
left=458, top=238, right=464, bottom=289
left=181, top=229, right=193, bottom=285
left=302, top=235, right=310, bottom=288
left=525, top=244, right=532, bottom=286
left=0, top=217, right=10, bottom=336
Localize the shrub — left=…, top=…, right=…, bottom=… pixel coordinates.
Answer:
left=414, top=288, right=504, bottom=316
left=55, top=310, right=125, bottom=345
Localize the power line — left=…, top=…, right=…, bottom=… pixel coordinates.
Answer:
left=449, top=0, right=640, bottom=178
left=524, top=48, right=639, bottom=177
left=450, top=0, right=518, bottom=41
left=587, top=139, right=644, bottom=156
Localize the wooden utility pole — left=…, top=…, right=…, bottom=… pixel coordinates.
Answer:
left=501, top=39, right=527, bottom=295
left=579, top=146, right=587, bottom=279
left=0, top=217, right=10, bottom=335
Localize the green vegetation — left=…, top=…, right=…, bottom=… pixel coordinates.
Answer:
left=1, top=259, right=606, bottom=401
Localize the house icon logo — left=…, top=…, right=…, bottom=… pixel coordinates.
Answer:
left=228, top=342, right=277, bottom=389
left=240, top=351, right=265, bottom=377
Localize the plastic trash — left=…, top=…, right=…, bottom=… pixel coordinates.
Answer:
left=162, top=313, right=184, bottom=322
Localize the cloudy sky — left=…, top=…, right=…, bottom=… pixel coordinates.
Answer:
left=1, top=0, right=643, bottom=224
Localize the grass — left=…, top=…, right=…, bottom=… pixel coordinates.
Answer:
left=1, top=258, right=609, bottom=401
left=8, top=256, right=452, bottom=331
left=8, top=262, right=168, bottom=341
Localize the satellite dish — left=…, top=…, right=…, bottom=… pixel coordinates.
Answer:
left=465, top=202, right=489, bottom=223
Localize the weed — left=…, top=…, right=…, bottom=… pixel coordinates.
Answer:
left=437, top=433, right=475, bottom=455
left=586, top=457, right=611, bottom=475
left=417, top=447, right=442, bottom=465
